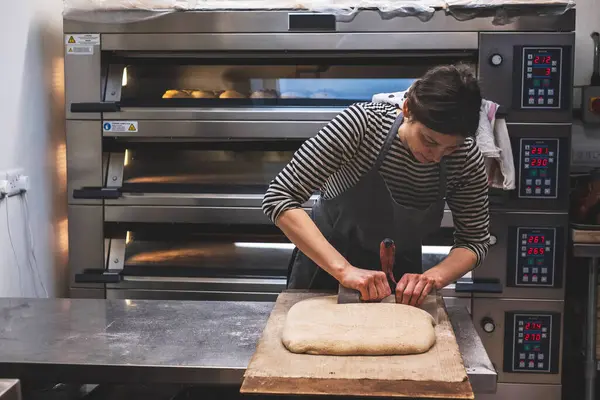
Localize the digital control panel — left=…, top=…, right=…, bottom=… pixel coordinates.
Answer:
left=515, top=228, right=556, bottom=286
left=521, top=47, right=563, bottom=109
left=504, top=313, right=560, bottom=374
left=518, top=139, right=559, bottom=199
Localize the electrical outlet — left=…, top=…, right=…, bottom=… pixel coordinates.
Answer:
left=0, top=168, right=26, bottom=197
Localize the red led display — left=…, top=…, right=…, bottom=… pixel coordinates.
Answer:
left=527, top=235, right=545, bottom=244
left=527, top=247, right=545, bottom=255
left=533, top=56, right=552, bottom=64
left=530, top=158, right=549, bottom=167
left=530, top=147, right=549, bottom=155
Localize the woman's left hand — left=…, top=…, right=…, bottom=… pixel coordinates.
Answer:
left=395, top=273, right=437, bottom=306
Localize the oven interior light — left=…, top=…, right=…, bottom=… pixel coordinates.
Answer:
left=234, top=242, right=295, bottom=250
left=124, top=149, right=130, bottom=167
left=126, top=231, right=132, bottom=245
left=122, top=67, right=128, bottom=87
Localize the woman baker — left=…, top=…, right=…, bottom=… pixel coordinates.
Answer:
left=262, top=64, right=490, bottom=306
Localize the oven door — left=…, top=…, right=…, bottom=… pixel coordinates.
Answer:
left=67, top=49, right=477, bottom=122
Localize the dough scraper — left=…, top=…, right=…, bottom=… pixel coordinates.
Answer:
left=337, top=239, right=439, bottom=324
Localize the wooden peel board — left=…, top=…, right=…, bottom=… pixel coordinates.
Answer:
left=241, top=291, right=473, bottom=399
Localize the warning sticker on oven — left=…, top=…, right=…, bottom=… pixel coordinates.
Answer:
left=65, top=34, right=100, bottom=45
left=103, top=121, right=139, bottom=133
left=66, top=45, right=93, bottom=56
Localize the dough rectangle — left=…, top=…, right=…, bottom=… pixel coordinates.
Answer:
left=241, top=290, right=473, bottom=399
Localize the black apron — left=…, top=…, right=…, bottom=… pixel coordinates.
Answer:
left=287, top=112, right=447, bottom=291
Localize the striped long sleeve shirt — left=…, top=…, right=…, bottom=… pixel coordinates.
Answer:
left=262, top=102, right=490, bottom=267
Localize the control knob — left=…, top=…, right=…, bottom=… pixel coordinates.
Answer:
left=489, top=54, right=503, bottom=67
left=481, top=317, right=496, bottom=333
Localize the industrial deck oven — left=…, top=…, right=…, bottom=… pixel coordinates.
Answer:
left=64, top=5, right=575, bottom=400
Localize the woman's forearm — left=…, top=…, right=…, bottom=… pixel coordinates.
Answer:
left=276, top=208, right=349, bottom=281
left=423, top=247, right=477, bottom=289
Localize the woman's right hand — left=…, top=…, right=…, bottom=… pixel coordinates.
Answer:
left=339, top=265, right=391, bottom=301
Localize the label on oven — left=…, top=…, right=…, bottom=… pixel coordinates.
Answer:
left=65, top=34, right=100, bottom=46
left=103, top=121, right=139, bottom=133
left=66, top=45, right=93, bottom=56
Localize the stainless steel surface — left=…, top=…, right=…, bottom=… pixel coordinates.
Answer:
left=0, top=380, right=21, bottom=400
left=103, top=119, right=331, bottom=139
left=67, top=120, right=102, bottom=205
left=68, top=205, right=104, bottom=289
left=337, top=285, right=360, bottom=304
left=474, top=211, right=568, bottom=300
left=64, top=40, right=101, bottom=120
left=472, top=298, right=564, bottom=385
left=585, top=257, right=597, bottom=400
left=102, top=32, right=478, bottom=52
left=0, top=297, right=495, bottom=390
left=447, top=306, right=496, bottom=394
left=63, top=10, right=575, bottom=34
left=474, top=383, right=561, bottom=400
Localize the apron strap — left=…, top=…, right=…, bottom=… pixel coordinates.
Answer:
left=373, top=113, right=404, bottom=171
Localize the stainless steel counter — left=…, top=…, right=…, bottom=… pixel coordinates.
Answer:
left=0, top=297, right=496, bottom=393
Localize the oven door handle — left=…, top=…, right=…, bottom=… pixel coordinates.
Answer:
left=73, top=187, right=122, bottom=200
left=70, top=102, right=120, bottom=113
left=454, top=278, right=503, bottom=293
left=75, top=269, right=122, bottom=284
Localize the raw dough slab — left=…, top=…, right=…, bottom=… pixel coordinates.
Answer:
left=282, top=295, right=436, bottom=356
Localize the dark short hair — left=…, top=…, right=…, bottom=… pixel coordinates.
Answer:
left=405, top=64, right=482, bottom=138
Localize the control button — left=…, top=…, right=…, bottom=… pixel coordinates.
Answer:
left=541, top=267, right=548, bottom=274
left=542, top=327, right=547, bottom=333
left=532, top=268, right=539, bottom=274
left=549, top=152, right=554, bottom=157
left=538, top=353, right=544, bottom=360
left=529, top=361, right=535, bottom=368
left=552, top=60, right=557, bottom=66
left=549, top=158, right=554, bottom=163
left=548, top=98, right=554, bottom=105
left=518, top=338, right=523, bottom=343
left=545, top=179, right=551, bottom=185
left=527, top=67, right=533, bottom=72
left=521, top=252, right=526, bottom=257
left=528, top=97, right=535, bottom=105
left=520, top=353, right=526, bottom=359
left=525, top=151, right=530, bottom=156
left=519, top=320, right=524, bottom=326
left=528, top=73, right=533, bottom=79
left=521, top=246, right=526, bottom=251
left=552, top=67, right=557, bottom=72
left=522, top=240, right=527, bottom=245
left=535, top=187, right=541, bottom=194
left=538, top=89, right=545, bottom=95
left=535, top=179, right=542, bottom=185
left=519, top=326, right=524, bottom=332
left=541, top=276, right=548, bottom=283
left=528, top=54, right=533, bottom=60
left=523, top=274, right=529, bottom=282
left=526, top=187, right=532, bottom=194
left=525, top=145, right=530, bottom=150
left=519, top=361, right=526, bottom=368
left=528, top=61, right=533, bottom=66
left=548, top=89, right=554, bottom=95
left=538, top=362, right=544, bottom=368
left=529, top=353, right=535, bottom=360
left=546, top=246, right=551, bottom=252
left=490, top=53, right=503, bottom=66
left=542, top=333, right=548, bottom=339
left=538, top=97, right=545, bottom=105
left=518, top=332, right=523, bottom=338
left=532, top=275, right=538, bottom=282
left=528, top=89, right=535, bottom=95
left=525, top=158, right=530, bottom=163
left=544, top=188, right=551, bottom=195
left=481, top=317, right=495, bottom=333
left=523, top=267, right=530, bottom=273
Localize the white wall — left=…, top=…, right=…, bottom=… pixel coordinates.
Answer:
left=0, top=0, right=67, bottom=298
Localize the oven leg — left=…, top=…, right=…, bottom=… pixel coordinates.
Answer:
left=585, top=257, right=598, bottom=400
